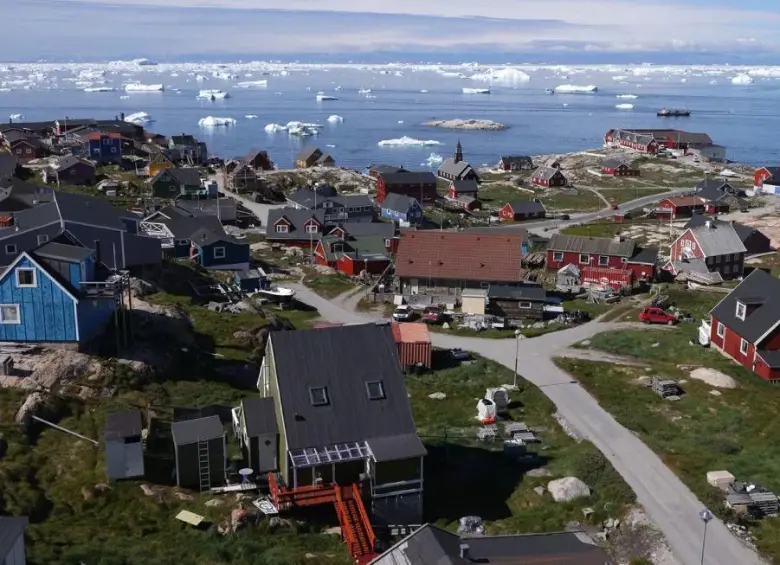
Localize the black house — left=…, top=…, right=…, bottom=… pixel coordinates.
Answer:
left=487, top=284, right=547, bottom=322
left=171, top=415, right=226, bottom=490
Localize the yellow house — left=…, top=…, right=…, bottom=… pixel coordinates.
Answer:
left=148, top=150, right=174, bottom=177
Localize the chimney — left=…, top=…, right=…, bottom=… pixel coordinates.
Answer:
left=459, top=544, right=470, bottom=559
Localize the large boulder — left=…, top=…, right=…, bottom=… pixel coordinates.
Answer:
left=547, top=477, right=591, bottom=502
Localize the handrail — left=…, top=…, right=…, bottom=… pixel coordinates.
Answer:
left=334, top=487, right=358, bottom=554
left=351, top=484, right=376, bottom=552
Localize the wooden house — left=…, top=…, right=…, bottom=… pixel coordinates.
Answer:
left=531, top=166, right=567, bottom=188
left=257, top=324, right=426, bottom=528
left=265, top=208, right=326, bottom=247
left=497, top=155, right=534, bottom=171
left=447, top=179, right=478, bottom=200
left=147, top=149, right=175, bottom=177
left=296, top=147, right=335, bottom=168
left=11, top=138, right=49, bottom=162
left=189, top=227, right=250, bottom=271
left=437, top=142, right=479, bottom=183
left=695, top=179, right=747, bottom=211
left=149, top=167, right=201, bottom=198
left=287, top=187, right=375, bottom=223
left=168, top=134, right=207, bottom=164
left=171, top=415, right=226, bottom=489
left=486, top=284, right=547, bottom=323
left=546, top=234, right=657, bottom=282
left=655, top=196, right=724, bottom=219
left=376, top=171, right=437, bottom=204
left=227, top=162, right=263, bottom=194
left=104, top=410, right=145, bottom=481
left=707, top=269, right=780, bottom=382
left=88, top=132, right=122, bottom=165
left=667, top=220, right=746, bottom=282
left=314, top=224, right=395, bottom=276
left=685, top=215, right=771, bottom=256
left=51, top=156, right=95, bottom=186
left=600, top=157, right=639, bottom=176
left=380, top=193, right=423, bottom=225
left=366, top=164, right=408, bottom=178
left=244, top=148, right=275, bottom=171
left=499, top=200, right=546, bottom=222
left=233, top=397, right=278, bottom=474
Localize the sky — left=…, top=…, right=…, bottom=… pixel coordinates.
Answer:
left=4, top=0, right=780, bottom=63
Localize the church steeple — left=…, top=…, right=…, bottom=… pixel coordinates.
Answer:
left=454, top=140, right=463, bottom=163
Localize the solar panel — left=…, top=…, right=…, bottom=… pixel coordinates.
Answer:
left=289, top=441, right=371, bottom=468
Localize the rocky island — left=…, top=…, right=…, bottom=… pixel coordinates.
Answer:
left=422, top=118, right=508, bottom=131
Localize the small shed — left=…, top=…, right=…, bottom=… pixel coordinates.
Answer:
left=392, top=322, right=433, bottom=369
left=104, top=410, right=145, bottom=481
left=556, top=264, right=581, bottom=292
left=707, top=470, right=735, bottom=491
left=171, top=415, right=227, bottom=490
left=461, top=288, right=487, bottom=315
left=486, top=284, right=547, bottom=321
left=235, top=268, right=268, bottom=292
left=237, top=397, right=279, bottom=474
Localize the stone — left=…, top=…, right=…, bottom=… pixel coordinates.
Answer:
left=442, top=322, right=451, bottom=329
left=428, top=392, right=447, bottom=400
left=547, top=477, right=591, bottom=502
left=207, top=302, right=224, bottom=312
left=81, top=486, right=94, bottom=501
left=709, top=390, right=722, bottom=396
left=604, top=518, right=616, bottom=529
left=526, top=467, right=552, bottom=477
left=422, top=119, right=508, bottom=131
left=269, top=516, right=292, bottom=531
left=231, top=508, right=248, bottom=532
left=323, top=526, right=342, bottom=535
left=580, top=340, right=591, bottom=346
left=305, top=554, right=317, bottom=559
left=651, top=342, right=660, bottom=348
left=94, top=483, right=110, bottom=492
left=205, top=498, right=224, bottom=507
left=533, top=486, right=545, bottom=496
left=140, top=484, right=157, bottom=497
left=175, top=492, right=194, bottom=501
left=582, top=507, right=595, bottom=518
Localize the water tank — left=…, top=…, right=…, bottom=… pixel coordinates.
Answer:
left=477, top=398, right=496, bottom=424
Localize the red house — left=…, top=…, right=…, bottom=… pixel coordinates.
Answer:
left=754, top=166, right=780, bottom=189
left=667, top=221, right=746, bottom=281
left=708, top=269, right=780, bottom=381
left=656, top=196, right=723, bottom=219
left=546, top=234, right=657, bottom=282
left=499, top=200, right=546, bottom=222
left=313, top=223, right=397, bottom=276
left=531, top=166, right=567, bottom=188
left=376, top=171, right=437, bottom=204
left=10, top=138, right=49, bottom=162
left=600, top=157, right=639, bottom=176
left=447, top=179, right=478, bottom=200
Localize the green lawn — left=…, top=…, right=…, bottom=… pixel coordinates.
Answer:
left=559, top=327, right=780, bottom=561
left=597, top=187, right=670, bottom=205
left=537, top=190, right=601, bottom=213
left=302, top=272, right=357, bottom=299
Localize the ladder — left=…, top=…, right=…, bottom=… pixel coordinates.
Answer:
left=198, top=440, right=210, bottom=494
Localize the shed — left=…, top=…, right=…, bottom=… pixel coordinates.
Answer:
left=171, top=415, right=226, bottom=490
left=461, top=288, right=487, bottom=315
left=486, top=284, right=547, bottom=321
left=0, top=516, right=28, bottom=565
left=104, top=410, right=145, bottom=481
left=237, top=397, right=279, bottom=474
left=235, top=268, right=268, bottom=292
left=392, top=322, right=432, bottom=369
left=707, top=470, right=735, bottom=491
left=556, top=264, right=581, bottom=292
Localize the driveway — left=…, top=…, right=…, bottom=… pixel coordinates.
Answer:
left=288, top=283, right=763, bottom=565
left=209, top=173, right=284, bottom=228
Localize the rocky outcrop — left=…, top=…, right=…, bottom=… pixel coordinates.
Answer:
left=423, top=119, right=508, bottom=131
left=547, top=477, right=591, bottom=502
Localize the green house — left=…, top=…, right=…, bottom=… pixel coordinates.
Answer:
left=149, top=167, right=201, bottom=198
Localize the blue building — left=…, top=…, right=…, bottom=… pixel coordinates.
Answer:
left=189, top=228, right=250, bottom=271
left=0, top=244, right=117, bottom=343
left=380, top=193, right=424, bottom=225
left=88, top=132, right=122, bottom=165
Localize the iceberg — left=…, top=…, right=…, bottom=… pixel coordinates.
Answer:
left=119, top=95, right=130, bottom=100
left=236, top=80, right=268, bottom=88
left=124, top=111, right=152, bottom=125
left=615, top=104, right=634, bottom=109
left=197, top=89, right=230, bottom=100
left=327, top=115, right=344, bottom=123
left=470, top=67, right=530, bottom=84
left=264, top=123, right=287, bottom=133
left=8, top=113, right=23, bottom=120
left=245, top=114, right=259, bottom=119
left=731, top=73, right=754, bottom=85
left=378, top=136, right=441, bottom=147
left=316, top=92, right=338, bottom=101
left=199, top=116, right=237, bottom=127
left=358, top=88, right=372, bottom=94
left=125, top=83, right=164, bottom=92
left=616, top=94, right=637, bottom=99
left=553, top=84, right=598, bottom=93
left=83, top=86, right=115, bottom=92
left=265, top=121, right=323, bottom=134
left=462, top=87, right=490, bottom=94
left=133, top=58, right=157, bottom=66
left=421, top=153, right=443, bottom=167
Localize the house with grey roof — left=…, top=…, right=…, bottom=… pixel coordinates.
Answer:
left=0, top=516, right=28, bottom=565
left=168, top=133, right=207, bottom=164
left=685, top=216, right=771, bottom=256
left=668, top=219, right=747, bottom=282
left=0, top=179, right=53, bottom=213
left=707, top=269, right=780, bottom=381
left=232, top=396, right=279, bottom=475
left=148, top=166, right=202, bottom=198
left=376, top=171, right=438, bottom=204
left=369, top=524, right=612, bottom=565
left=286, top=186, right=374, bottom=223
left=499, top=200, right=546, bottom=222
left=547, top=234, right=658, bottom=282
left=497, top=155, right=534, bottom=171
left=531, top=166, right=567, bottom=188
left=258, top=324, right=426, bottom=528
left=171, top=414, right=226, bottom=490
left=380, top=193, right=423, bottom=225
left=695, top=179, right=747, bottom=211
left=265, top=208, right=327, bottom=246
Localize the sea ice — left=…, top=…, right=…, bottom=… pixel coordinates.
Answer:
left=245, top=114, right=259, bottom=119
left=199, top=116, right=237, bottom=127
left=731, top=73, right=754, bottom=85
left=119, top=95, right=129, bottom=100
left=125, top=83, right=164, bottom=92
left=378, top=136, right=441, bottom=147
left=264, top=123, right=286, bottom=133
left=553, top=85, right=598, bottom=93
left=421, top=153, right=443, bottom=167
left=124, top=111, right=152, bottom=125
left=83, top=86, right=115, bottom=92
left=616, top=94, right=637, bottom=99
left=235, top=80, right=268, bottom=88
left=8, top=113, right=23, bottom=120
left=470, top=67, right=530, bottom=84
left=197, top=89, right=230, bottom=100
left=462, top=87, right=490, bottom=94
left=327, top=115, right=344, bottom=123
left=358, top=88, right=372, bottom=94
left=420, top=89, right=429, bottom=93
left=615, top=104, right=634, bottom=109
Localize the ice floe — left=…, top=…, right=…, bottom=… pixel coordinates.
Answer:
left=615, top=104, right=634, bottom=109
left=245, top=114, right=259, bottom=119
left=235, top=80, right=268, bottom=88
left=462, top=87, right=490, bottom=94
left=553, top=85, right=598, bottom=93
left=358, top=88, right=372, bottom=94
left=421, top=153, right=443, bottom=167
left=616, top=94, right=637, bottom=99
left=124, top=112, right=153, bottom=125
left=8, top=113, right=23, bottom=120
left=125, top=83, right=164, bottom=92
left=197, top=89, right=230, bottom=100
left=264, top=121, right=322, bottom=135
left=83, top=86, right=115, bottom=92
left=731, top=73, right=754, bottom=85
left=470, top=67, right=530, bottom=84
left=327, top=115, right=344, bottom=123
left=378, top=136, right=441, bottom=147
left=198, top=116, right=236, bottom=127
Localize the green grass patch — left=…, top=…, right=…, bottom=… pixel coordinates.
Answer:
left=536, top=189, right=601, bottom=213
left=302, top=272, right=356, bottom=299
left=562, top=220, right=651, bottom=240
left=597, top=187, right=670, bottom=205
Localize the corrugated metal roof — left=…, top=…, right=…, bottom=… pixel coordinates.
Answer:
left=392, top=322, right=431, bottom=344
left=689, top=222, right=746, bottom=257
left=171, top=415, right=224, bottom=446
left=547, top=234, right=636, bottom=257
left=241, top=397, right=278, bottom=437
left=104, top=410, right=142, bottom=441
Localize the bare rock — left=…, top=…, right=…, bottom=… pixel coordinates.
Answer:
left=428, top=392, right=447, bottom=400
left=217, top=523, right=230, bottom=535
left=527, top=467, right=552, bottom=477
left=423, top=119, right=508, bottom=131
left=140, top=484, right=158, bottom=497
left=547, top=477, right=591, bottom=502
left=233, top=331, right=254, bottom=345
left=81, top=486, right=94, bottom=501
left=533, top=486, right=546, bottom=496
left=15, top=392, right=45, bottom=425
left=174, top=492, right=194, bottom=501
left=323, top=526, right=342, bottom=536
left=269, top=516, right=293, bottom=532
left=205, top=498, right=224, bottom=507
left=130, top=278, right=157, bottom=298
left=709, top=390, right=722, bottom=396
left=94, top=483, right=110, bottom=492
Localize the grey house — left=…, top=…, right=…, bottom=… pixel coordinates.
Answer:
left=287, top=187, right=374, bottom=223
left=487, top=284, right=547, bottom=322
left=265, top=208, right=327, bottom=245
left=233, top=397, right=279, bottom=475
left=104, top=410, right=145, bottom=481
left=171, top=415, right=226, bottom=490
left=0, top=516, right=28, bottom=565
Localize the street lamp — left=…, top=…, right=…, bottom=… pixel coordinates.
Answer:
left=513, top=329, right=522, bottom=388
left=699, top=508, right=713, bottom=565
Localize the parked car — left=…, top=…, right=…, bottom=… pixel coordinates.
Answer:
left=422, top=305, right=444, bottom=324
left=639, top=307, right=678, bottom=325
left=559, top=213, right=571, bottom=220
left=393, top=305, right=414, bottom=321
left=449, top=348, right=470, bottom=361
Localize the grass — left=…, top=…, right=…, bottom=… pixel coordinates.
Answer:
left=597, top=187, right=670, bottom=206
left=558, top=327, right=780, bottom=561
left=409, top=357, right=636, bottom=534
left=747, top=254, right=780, bottom=276
left=302, top=271, right=356, bottom=299
left=477, top=183, right=531, bottom=205
left=562, top=219, right=660, bottom=240
left=537, top=189, right=601, bottom=213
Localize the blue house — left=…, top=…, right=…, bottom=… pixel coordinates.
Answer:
left=189, top=228, right=250, bottom=271
left=0, top=244, right=117, bottom=343
left=380, top=193, right=424, bottom=225
left=88, top=132, right=122, bottom=165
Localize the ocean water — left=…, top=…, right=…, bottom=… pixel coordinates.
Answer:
left=2, top=64, right=780, bottom=169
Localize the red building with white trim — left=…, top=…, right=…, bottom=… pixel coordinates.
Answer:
left=655, top=196, right=725, bottom=219
left=546, top=234, right=657, bottom=283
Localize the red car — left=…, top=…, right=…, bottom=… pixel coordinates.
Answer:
left=638, top=307, right=678, bottom=325
left=423, top=305, right=444, bottom=324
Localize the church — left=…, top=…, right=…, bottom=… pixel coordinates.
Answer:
left=436, top=141, right=480, bottom=182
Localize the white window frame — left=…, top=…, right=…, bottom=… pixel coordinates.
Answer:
left=598, top=255, right=609, bottom=266
left=716, top=322, right=725, bottom=338
left=552, top=251, right=563, bottom=262
left=37, top=234, right=49, bottom=245
left=305, top=223, right=319, bottom=234
left=0, top=304, right=20, bottom=325
left=579, top=253, right=590, bottom=265
left=740, top=338, right=749, bottom=356
left=5, top=244, right=16, bottom=255
left=736, top=302, right=746, bottom=321
left=213, top=247, right=226, bottom=259
left=275, top=224, right=289, bottom=234
left=15, top=268, right=37, bottom=288
left=518, top=301, right=532, bottom=309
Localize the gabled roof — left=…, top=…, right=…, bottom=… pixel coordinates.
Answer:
left=628, top=246, right=658, bottom=265
left=11, top=137, right=47, bottom=150
left=532, top=166, right=564, bottom=181
left=602, top=156, right=634, bottom=169
left=331, top=221, right=395, bottom=239
left=266, top=208, right=327, bottom=239
left=663, top=196, right=708, bottom=207
left=684, top=222, right=746, bottom=257
left=395, top=231, right=524, bottom=283
left=379, top=171, right=437, bottom=186
left=241, top=397, right=278, bottom=437
left=269, top=324, right=424, bottom=459
left=149, top=205, right=227, bottom=240
left=152, top=166, right=201, bottom=187
left=170, top=134, right=197, bottom=145
left=450, top=179, right=479, bottom=193
left=500, top=155, right=533, bottom=164
left=0, top=153, right=17, bottom=179
left=171, top=415, right=224, bottom=446
left=296, top=146, right=322, bottom=162
left=315, top=153, right=334, bottom=165
left=318, top=233, right=391, bottom=262
left=547, top=234, right=636, bottom=257
left=684, top=216, right=762, bottom=245
left=369, top=164, right=408, bottom=175
left=34, top=241, right=94, bottom=262
left=369, top=524, right=463, bottom=565
left=506, top=200, right=545, bottom=215
left=695, top=179, right=732, bottom=192
left=0, top=516, right=28, bottom=558
left=104, top=410, right=142, bottom=441
left=0, top=251, right=78, bottom=301
left=438, top=158, right=473, bottom=178
left=55, top=155, right=94, bottom=173
left=710, top=269, right=780, bottom=345
left=381, top=192, right=420, bottom=213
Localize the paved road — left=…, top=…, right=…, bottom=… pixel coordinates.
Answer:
left=288, top=284, right=763, bottom=565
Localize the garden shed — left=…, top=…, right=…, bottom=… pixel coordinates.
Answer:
left=171, top=415, right=227, bottom=491
left=104, top=410, right=145, bottom=481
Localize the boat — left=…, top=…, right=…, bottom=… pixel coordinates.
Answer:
left=316, top=92, right=338, bottom=101
left=462, top=87, right=490, bottom=94
left=256, top=286, right=296, bottom=302
left=657, top=108, right=691, bottom=117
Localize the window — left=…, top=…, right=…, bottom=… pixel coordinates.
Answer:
left=552, top=252, right=563, bottom=262
left=37, top=234, right=49, bottom=245
left=309, top=386, right=329, bottom=406
left=579, top=254, right=590, bottom=265
left=103, top=137, right=110, bottom=145
left=621, top=257, right=628, bottom=264
left=384, top=238, right=391, bottom=249
left=333, top=243, right=344, bottom=253
left=69, top=168, right=76, bottom=176
left=598, top=255, right=609, bottom=266
left=175, top=239, right=189, bottom=246
left=0, top=304, right=20, bottom=324
left=736, top=302, right=746, bottom=321
left=25, top=148, right=31, bottom=155
left=16, top=268, right=36, bottom=287
left=213, top=247, right=226, bottom=259
left=4, top=244, right=16, bottom=255
left=305, top=224, right=319, bottom=234
left=723, top=264, right=731, bottom=275
left=110, top=147, right=117, bottom=153
left=683, top=240, right=691, bottom=249
left=366, top=381, right=385, bottom=400
left=717, top=322, right=725, bottom=338
left=519, top=301, right=532, bottom=309
left=275, top=224, right=289, bottom=233
left=740, top=338, right=749, bottom=356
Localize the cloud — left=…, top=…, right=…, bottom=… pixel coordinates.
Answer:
left=6, top=0, right=780, bottom=60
